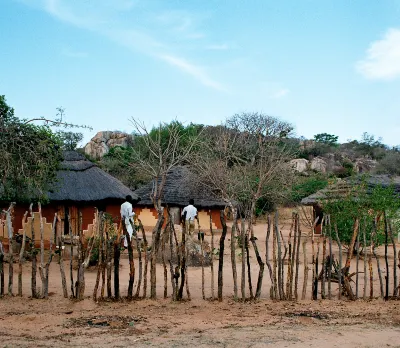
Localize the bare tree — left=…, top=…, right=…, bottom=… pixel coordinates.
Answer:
left=127, top=119, right=201, bottom=299
left=194, top=112, right=296, bottom=299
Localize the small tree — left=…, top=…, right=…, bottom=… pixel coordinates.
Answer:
left=195, top=112, right=296, bottom=299
left=314, top=133, right=339, bottom=147
left=127, top=119, right=201, bottom=299
left=56, top=131, right=83, bottom=150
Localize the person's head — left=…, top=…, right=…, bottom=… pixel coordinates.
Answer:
left=126, top=195, right=133, bottom=203
left=189, top=199, right=194, bottom=205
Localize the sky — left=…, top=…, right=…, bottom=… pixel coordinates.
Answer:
left=1, top=0, right=400, bottom=147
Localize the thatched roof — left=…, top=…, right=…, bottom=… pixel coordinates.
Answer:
left=134, top=166, right=226, bottom=209
left=48, top=151, right=139, bottom=203
left=301, top=175, right=400, bottom=206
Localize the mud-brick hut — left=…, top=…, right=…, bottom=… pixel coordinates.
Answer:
left=134, top=166, right=226, bottom=230
left=301, top=174, right=400, bottom=234
left=0, top=151, right=139, bottom=239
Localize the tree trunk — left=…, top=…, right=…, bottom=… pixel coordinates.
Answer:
left=218, top=210, right=227, bottom=302
left=93, top=213, right=103, bottom=302
left=106, top=238, right=112, bottom=299
left=76, top=211, right=86, bottom=300
left=369, top=230, right=374, bottom=299
left=265, top=215, right=274, bottom=299
left=18, top=211, right=29, bottom=297
left=168, top=215, right=177, bottom=300
left=321, top=230, right=327, bottom=299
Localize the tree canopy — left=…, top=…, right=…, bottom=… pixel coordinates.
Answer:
left=0, top=95, right=63, bottom=202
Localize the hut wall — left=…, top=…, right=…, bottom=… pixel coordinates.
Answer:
left=136, top=206, right=222, bottom=230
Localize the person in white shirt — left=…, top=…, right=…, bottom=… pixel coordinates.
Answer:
left=120, top=195, right=136, bottom=248
left=181, top=199, right=199, bottom=235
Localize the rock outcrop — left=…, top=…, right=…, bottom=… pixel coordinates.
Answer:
left=84, top=131, right=132, bottom=159
left=290, top=158, right=309, bottom=173
left=310, top=157, right=328, bottom=173
left=354, top=158, right=378, bottom=174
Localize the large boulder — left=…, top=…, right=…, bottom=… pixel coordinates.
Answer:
left=84, top=131, right=132, bottom=159
left=310, top=157, right=327, bottom=173
left=290, top=158, right=309, bottom=173
left=354, top=158, right=378, bottom=174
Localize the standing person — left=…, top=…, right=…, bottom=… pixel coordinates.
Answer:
left=181, top=199, right=199, bottom=235
left=120, top=195, right=136, bottom=248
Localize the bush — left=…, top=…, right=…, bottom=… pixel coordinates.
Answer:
left=291, top=175, right=328, bottom=203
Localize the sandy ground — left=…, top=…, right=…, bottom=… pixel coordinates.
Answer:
left=1, top=221, right=400, bottom=347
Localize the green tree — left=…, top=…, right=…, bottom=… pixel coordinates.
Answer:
left=314, top=133, right=339, bottom=147
left=323, top=178, right=400, bottom=247
left=56, top=131, right=83, bottom=150
left=0, top=95, right=63, bottom=202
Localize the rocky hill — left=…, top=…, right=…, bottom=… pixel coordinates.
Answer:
left=84, top=131, right=133, bottom=160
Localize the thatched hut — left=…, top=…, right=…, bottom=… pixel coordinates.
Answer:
left=1, top=151, right=139, bottom=237
left=133, top=166, right=226, bottom=229
left=301, top=174, right=400, bottom=233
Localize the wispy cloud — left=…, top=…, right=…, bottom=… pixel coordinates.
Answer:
left=356, top=28, right=400, bottom=80
left=160, top=54, right=225, bottom=91
left=270, top=88, right=290, bottom=99
left=36, top=0, right=225, bottom=90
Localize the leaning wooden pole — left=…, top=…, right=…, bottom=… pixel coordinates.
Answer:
left=29, top=204, right=37, bottom=298
left=210, top=212, right=215, bottom=300
left=230, top=207, right=238, bottom=300
left=240, top=217, right=246, bottom=301
left=5, top=203, right=15, bottom=296
left=294, top=213, right=301, bottom=301
left=265, top=215, right=275, bottom=299
left=137, top=219, right=148, bottom=298
left=57, top=216, right=68, bottom=299
left=275, top=210, right=283, bottom=300
left=286, top=213, right=295, bottom=300
left=218, top=210, right=228, bottom=301
left=388, top=220, right=398, bottom=297
left=18, top=210, right=29, bottom=297
left=384, top=212, right=389, bottom=301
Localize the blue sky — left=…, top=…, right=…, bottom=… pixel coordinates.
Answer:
left=1, top=0, right=400, bottom=147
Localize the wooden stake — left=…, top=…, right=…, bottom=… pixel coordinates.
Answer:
left=134, top=223, right=143, bottom=299
left=286, top=213, right=294, bottom=300
left=384, top=212, right=389, bottom=301
left=388, top=220, right=398, bottom=297
left=18, top=210, right=29, bottom=296
left=265, top=215, right=274, bottom=299
left=294, top=214, right=301, bottom=301
left=210, top=211, right=215, bottom=300
left=4, top=203, right=15, bottom=296
left=363, top=217, right=367, bottom=300
left=29, top=204, right=37, bottom=298
left=275, top=210, right=284, bottom=300
left=218, top=210, right=227, bottom=302
left=137, top=219, right=148, bottom=298
left=230, top=207, right=238, bottom=300
left=57, top=215, right=68, bottom=299
left=241, top=217, right=246, bottom=301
